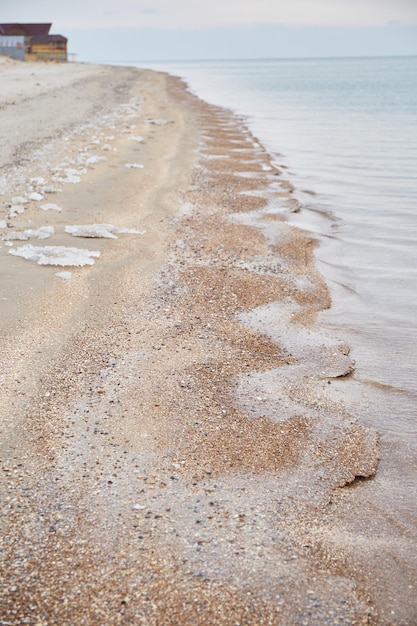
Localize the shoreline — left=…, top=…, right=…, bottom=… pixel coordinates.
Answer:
left=0, top=60, right=414, bottom=624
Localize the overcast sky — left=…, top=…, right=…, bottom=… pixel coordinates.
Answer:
left=2, top=0, right=417, bottom=61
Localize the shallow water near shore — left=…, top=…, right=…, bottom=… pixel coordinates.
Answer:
left=129, top=56, right=417, bottom=440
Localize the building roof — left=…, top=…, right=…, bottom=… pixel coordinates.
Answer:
left=30, top=34, right=67, bottom=44
left=0, top=23, right=52, bottom=36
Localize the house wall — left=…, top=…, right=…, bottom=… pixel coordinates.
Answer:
left=28, top=43, right=67, bottom=62
left=0, top=35, right=25, bottom=60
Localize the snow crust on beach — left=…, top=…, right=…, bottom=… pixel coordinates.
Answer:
left=65, top=224, right=145, bottom=238
left=40, top=203, right=63, bottom=212
left=55, top=271, right=73, bottom=280
left=2, top=226, right=54, bottom=241
left=0, top=61, right=151, bottom=279
left=8, top=244, right=100, bottom=266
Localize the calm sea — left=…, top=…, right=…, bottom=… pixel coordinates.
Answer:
left=129, top=57, right=417, bottom=445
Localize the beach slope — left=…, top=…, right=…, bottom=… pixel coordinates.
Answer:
left=1, top=59, right=410, bottom=625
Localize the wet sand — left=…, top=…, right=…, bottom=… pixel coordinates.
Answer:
left=0, top=58, right=415, bottom=625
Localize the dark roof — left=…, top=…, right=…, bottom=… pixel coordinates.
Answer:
left=0, top=23, right=51, bottom=36
left=31, top=34, right=67, bottom=44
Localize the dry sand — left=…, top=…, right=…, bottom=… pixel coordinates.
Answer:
left=0, top=58, right=415, bottom=625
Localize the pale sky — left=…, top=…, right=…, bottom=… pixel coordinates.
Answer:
left=2, top=0, right=417, bottom=29
left=2, top=0, right=417, bottom=60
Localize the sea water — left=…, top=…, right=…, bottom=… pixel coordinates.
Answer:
left=131, top=57, right=417, bottom=445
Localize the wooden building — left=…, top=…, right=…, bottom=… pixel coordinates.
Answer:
left=0, top=23, right=68, bottom=61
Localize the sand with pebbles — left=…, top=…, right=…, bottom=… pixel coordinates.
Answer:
left=0, top=58, right=414, bottom=625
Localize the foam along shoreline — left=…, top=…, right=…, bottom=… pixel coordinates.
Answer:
left=1, top=59, right=414, bottom=625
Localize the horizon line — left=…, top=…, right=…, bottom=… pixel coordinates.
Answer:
left=85, top=53, right=417, bottom=64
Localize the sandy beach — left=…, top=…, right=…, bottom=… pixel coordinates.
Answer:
left=0, top=58, right=415, bottom=625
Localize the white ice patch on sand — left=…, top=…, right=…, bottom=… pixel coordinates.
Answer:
left=28, top=192, right=43, bottom=201
left=30, top=177, right=46, bottom=186
left=65, top=224, right=145, bottom=239
left=11, top=196, right=27, bottom=205
left=2, top=226, right=54, bottom=241
left=125, top=163, right=144, bottom=169
left=0, top=219, right=8, bottom=228
left=85, top=155, right=107, bottom=165
left=8, top=205, right=26, bottom=217
left=55, top=271, right=73, bottom=280
left=65, top=224, right=117, bottom=239
left=53, top=169, right=82, bottom=184
left=42, top=186, right=61, bottom=194
left=9, top=245, right=100, bottom=266
left=41, top=203, right=62, bottom=212
left=129, top=135, right=144, bottom=142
